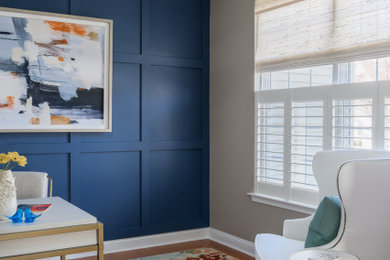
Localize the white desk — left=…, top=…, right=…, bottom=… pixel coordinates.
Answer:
left=0, top=197, right=103, bottom=260
left=290, top=249, right=359, bottom=260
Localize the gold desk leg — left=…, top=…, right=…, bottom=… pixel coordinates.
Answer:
left=61, top=255, right=66, bottom=260
left=97, top=222, right=104, bottom=260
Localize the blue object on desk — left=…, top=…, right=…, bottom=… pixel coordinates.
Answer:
left=7, top=209, right=23, bottom=223
left=24, top=208, right=41, bottom=223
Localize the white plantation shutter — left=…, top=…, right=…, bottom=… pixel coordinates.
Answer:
left=290, top=101, right=323, bottom=190
left=255, top=79, right=390, bottom=206
left=256, top=103, right=284, bottom=185
left=384, top=98, right=390, bottom=150
left=256, top=0, right=390, bottom=72
left=332, top=99, right=373, bottom=150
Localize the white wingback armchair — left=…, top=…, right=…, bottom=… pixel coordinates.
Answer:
left=255, top=150, right=390, bottom=260
left=12, top=171, right=53, bottom=199
left=329, top=158, right=390, bottom=259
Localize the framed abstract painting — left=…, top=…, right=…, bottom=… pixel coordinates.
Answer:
left=0, top=7, right=113, bottom=132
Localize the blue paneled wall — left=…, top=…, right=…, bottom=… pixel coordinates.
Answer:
left=0, top=0, right=209, bottom=240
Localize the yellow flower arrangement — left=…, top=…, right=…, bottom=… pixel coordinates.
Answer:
left=0, top=152, right=27, bottom=170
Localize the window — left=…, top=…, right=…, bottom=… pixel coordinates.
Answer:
left=254, top=0, right=390, bottom=209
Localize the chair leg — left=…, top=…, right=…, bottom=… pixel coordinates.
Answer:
left=47, top=175, right=53, bottom=197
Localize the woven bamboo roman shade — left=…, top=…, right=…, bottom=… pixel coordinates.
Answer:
left=255, top=0, right=304, bottom=14
left=255, top=0, right=390, bottom=72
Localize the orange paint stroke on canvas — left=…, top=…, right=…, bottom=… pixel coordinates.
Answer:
left=29, top=117, right=40, bottom=125
left=29, top=116, right=72, bottom=125
left=45, top=21, right=71, bottom=33
left=70, top=24, right=87, bottom=36
left=87, top=31, right=99, bottom=41
left=45, top=21, right=87, bottom=36
left=51, top=115, right=72, bottom=125
left=0, top=96, right=15, bottom=109
left=51, top=39, right=68, bottom=45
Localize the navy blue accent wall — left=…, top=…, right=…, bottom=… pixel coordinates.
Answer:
left=0, top=0, right=209, bottom=240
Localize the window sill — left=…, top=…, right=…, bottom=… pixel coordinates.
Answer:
left=248, top=192, right=316, bottom=215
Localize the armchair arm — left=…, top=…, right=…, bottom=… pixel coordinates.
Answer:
left=283, top=215, right=313, bottom=241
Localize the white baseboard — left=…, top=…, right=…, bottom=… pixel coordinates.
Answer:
left=208, top=228, right=254, bottom=257
left=65, top=227, right=254, bottom=259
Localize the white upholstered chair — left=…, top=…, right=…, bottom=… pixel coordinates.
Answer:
left=255, top=150, right=390, bottom=260
left=12, top=171, right=53, bottom=199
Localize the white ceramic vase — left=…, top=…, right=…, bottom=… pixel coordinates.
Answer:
left=0, top=170, right=17, bottom=221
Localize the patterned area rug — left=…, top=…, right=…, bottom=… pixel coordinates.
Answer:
left=131, top=247, right=239, bottom=260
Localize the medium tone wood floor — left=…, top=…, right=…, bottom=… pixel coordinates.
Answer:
left=75, top=239, right=254, bottom=260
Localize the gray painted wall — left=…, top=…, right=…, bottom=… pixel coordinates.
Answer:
left=209, top=0, right=307, bottom=241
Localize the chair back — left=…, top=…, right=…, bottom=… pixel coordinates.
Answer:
left=333, top=159, right=390, bottom=260
left=12, top=171, right=51, bottom=199
left=312, top=150, right=390, bottom=200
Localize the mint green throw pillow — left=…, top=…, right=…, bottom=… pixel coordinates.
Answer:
left=305, top=196, right=341, bottom=248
